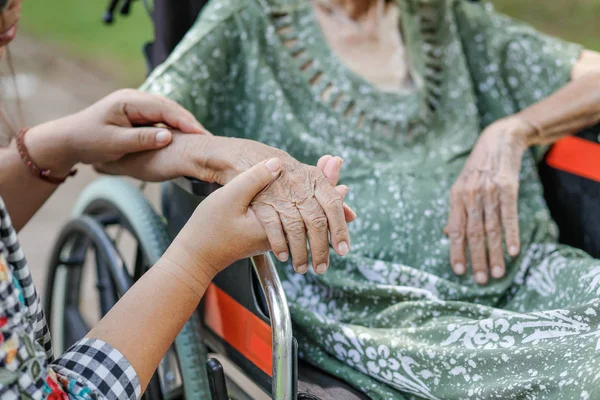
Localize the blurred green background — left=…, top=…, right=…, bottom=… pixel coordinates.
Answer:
left=20, top=0, right=600, bottom=87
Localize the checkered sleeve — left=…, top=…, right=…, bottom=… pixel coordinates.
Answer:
left=52, top=337, right=141, bottom=400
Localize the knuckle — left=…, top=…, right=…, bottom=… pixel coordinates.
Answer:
left=485, top=226, right=501, bottom=239
left=448, top=231, right=465, bottom=244
left=310, top=246, right=329, bottom=260
left=484, top=183, right=496, bottom=196
left=138, top=131, right=151, bottom=149
left=502, top=215, right=519, bottom=227
left=112, top=89, right=134, bottom=105
left=261, top=215, right=282, bottom=229
left=330, top=224, right=348, bottom=240
left=308, top=215, right=329, bottom=233
left=465, top=184, right=479, bottom=198
left=270, top=238, right=288, bottom=249
left=497, top=178, right=516, bottom=192
left=307, top=165, right=323, bottom=177
left=323, top=194, right=343, bottom=210
left=284, top=219, right=306, bottom=236
left=467, top=227, right=485, bottom=240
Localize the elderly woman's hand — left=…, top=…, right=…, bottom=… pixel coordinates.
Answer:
left=444, top=116, right=536, bottom=285
left=96, top=133, right=355, bottom=274
left=248, top=151, right=353, bottom=275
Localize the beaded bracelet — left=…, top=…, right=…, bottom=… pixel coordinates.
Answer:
left=16, top=127, right=77, bottom=185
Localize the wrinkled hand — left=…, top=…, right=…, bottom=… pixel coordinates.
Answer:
left=231, top=141, right=354, bottom=275
left=444, top=116, right=536, bottom=285
left=26, top=89, right=204, bottom=176
left=168, top=158, right=283, bottom=276
left=97, top=134, right=356, bottom=274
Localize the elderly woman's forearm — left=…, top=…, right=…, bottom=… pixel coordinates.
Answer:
left=516, top=72, right=600, bottom=146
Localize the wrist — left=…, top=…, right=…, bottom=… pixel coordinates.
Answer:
left=225, top=139, right=291, bottom=183
left=167, top=224, right=223, bottom=278
left=25, top=118, right=78, bottom=176
left=181, top=135, right=241, bottom=185
left=507, top=115, right=540, bottom=148
left=156, top=252, right=215, bottom=299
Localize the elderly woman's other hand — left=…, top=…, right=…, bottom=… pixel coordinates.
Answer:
left=444, top=116, right=536, bottom=285
left=95, top=134, right=355, bottom=275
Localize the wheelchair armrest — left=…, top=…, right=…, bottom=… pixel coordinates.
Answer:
left=539, top=123, right=600, bottom=258
left=172, top=176, right=221, bottom=198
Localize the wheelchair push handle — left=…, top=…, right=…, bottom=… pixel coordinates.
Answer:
left=102, top=0, right=135, bottom=25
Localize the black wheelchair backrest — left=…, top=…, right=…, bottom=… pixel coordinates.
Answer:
left=149, top=0, right=210, bottom=70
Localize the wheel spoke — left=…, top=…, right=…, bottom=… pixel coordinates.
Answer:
left=59, top=256, right=85, bottom=267
left=95, top=251, right=118, bottom=317
left=133, top=244, right=147, bottom=281
left=95, top=212, right=121, bottom=226
left=64, top=306, right=90, bottom=349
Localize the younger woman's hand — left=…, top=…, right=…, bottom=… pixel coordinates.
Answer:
left=164, top=158, right=283, bottom=277
left=24, top=89, right=204, bottom=176
left=444, top=116, right=536, bottom=285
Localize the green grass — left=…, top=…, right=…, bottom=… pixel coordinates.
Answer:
left=494, top=0, right=600, bottom=51
left=20, top=0, right=153, bottom=86
left=18, top=0, right=600, bottom=86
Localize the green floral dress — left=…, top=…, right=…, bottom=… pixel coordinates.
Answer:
left=143, top=0, right=600, bottom=398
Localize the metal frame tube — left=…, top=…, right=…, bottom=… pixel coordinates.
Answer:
left=251, top=254, right=293, bottom=400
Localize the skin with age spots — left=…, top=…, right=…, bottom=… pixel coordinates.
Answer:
left=445, top=117, right=533, bottom=284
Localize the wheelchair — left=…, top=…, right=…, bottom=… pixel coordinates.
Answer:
left=44, top=1, right=600, bottom=399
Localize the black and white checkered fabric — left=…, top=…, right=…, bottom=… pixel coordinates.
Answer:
left=0, top=197, right=141, bottom=399
left=54, top=338, right=141, bottom=399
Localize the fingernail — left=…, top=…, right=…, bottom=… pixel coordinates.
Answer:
left=265, top=158, right=282, bottom=173
left=337, top=157, right=344, bottom=167
left=278, top=252, right=289, bottom=262
left=454, top=263, right=465, bottom=275
left=316, top=263, right=328, bottom=274
left=155, top=130, right=171, bottom=144
left=491, top=266, right=504, bottom=279
left=475, top=271, right=488, bottom=285
left=509, top=246, right=518, bottom=256
left=338, top=241, right=350, bottom=256
left=297, top=264, right=308, bottom=274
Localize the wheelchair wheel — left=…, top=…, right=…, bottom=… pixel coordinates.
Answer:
left=45, top=177, right=210, bottom=400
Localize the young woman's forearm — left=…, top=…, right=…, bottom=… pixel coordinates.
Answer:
left=517, top=72, right=600, bottom=146
left=85, top=238, right=215, bottom=392
left=0, top=123, right=72, bottom=231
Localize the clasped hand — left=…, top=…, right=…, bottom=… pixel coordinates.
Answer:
left=38, top=90, right=355, bottom=275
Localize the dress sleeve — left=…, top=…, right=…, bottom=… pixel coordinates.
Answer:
left=140, top=0, right=246, bottom=126
left=454, top=0, right=582, bottom=115
left=0, top=259, right=140, bottom=399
